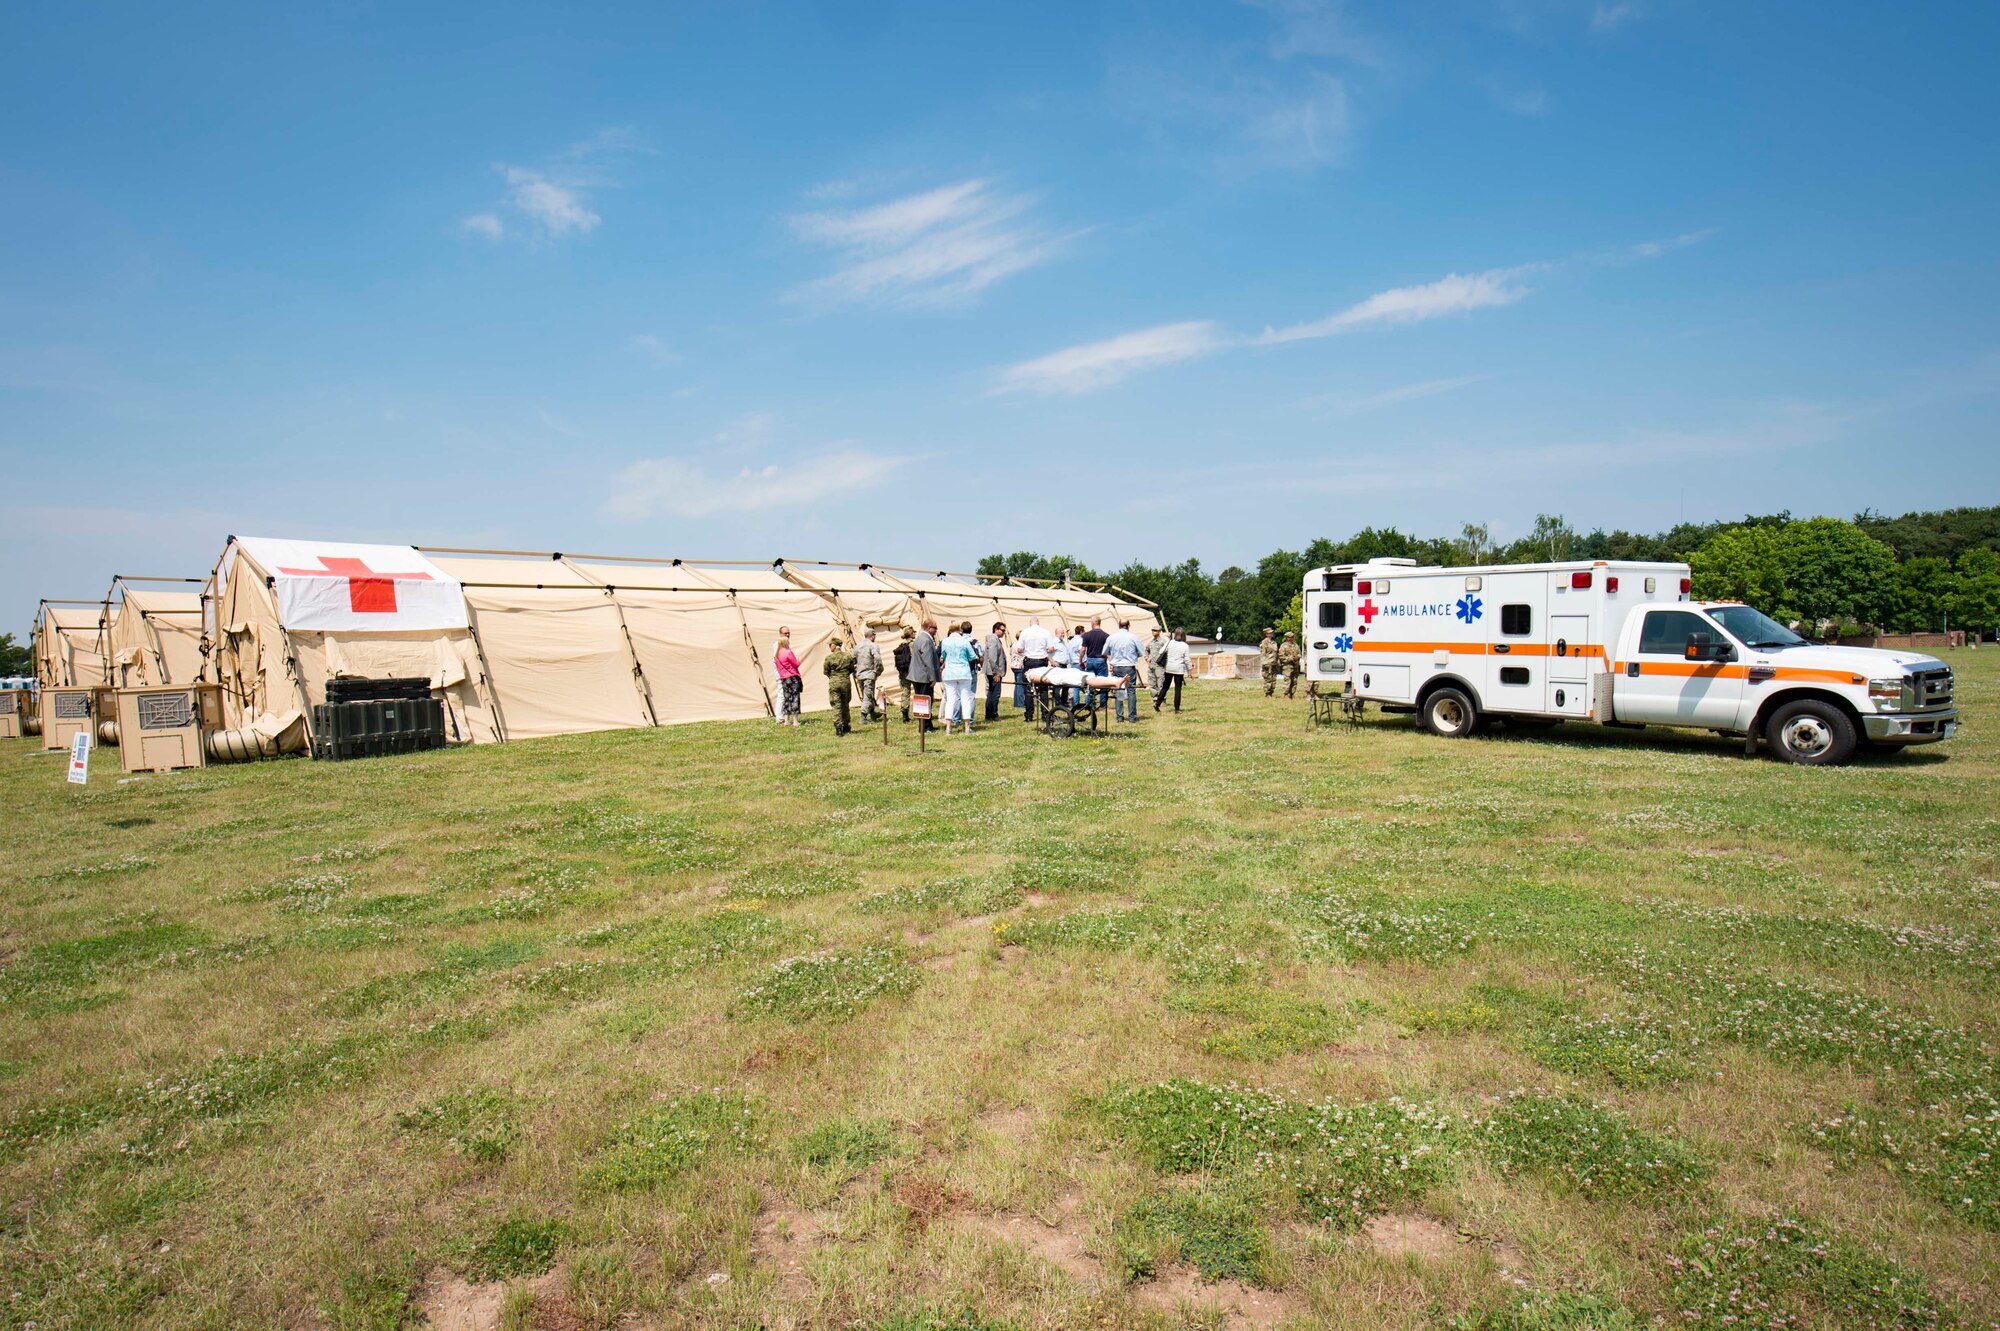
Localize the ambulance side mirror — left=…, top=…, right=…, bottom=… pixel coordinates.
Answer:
left=1685, top=633, right=1734, bottom=663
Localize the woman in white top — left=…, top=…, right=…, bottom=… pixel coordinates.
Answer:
left=1155, top=629, right=1192, bottom=713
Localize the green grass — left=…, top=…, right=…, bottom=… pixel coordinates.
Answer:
left=1, top=654, right=1996, bottom=1328
left=581, top=1089, right=762, bottom=1192
left=1478, top=1091, right=1709, bottom=1199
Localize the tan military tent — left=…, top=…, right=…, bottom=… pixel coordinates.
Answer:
left=100, top=578, right=206, bottom=687
left=32, top=601, right=110, bottom=688
left=205, top=536, right=1162, bottom=748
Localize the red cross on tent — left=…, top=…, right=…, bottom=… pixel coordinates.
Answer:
left=1356, top=598, right=1380, bottom=625
left=277, top=555, right=434, bottom=614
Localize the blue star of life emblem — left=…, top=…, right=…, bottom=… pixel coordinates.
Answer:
left=1455, top=595, right=1483, bottom=624
left=1331, top=632, right=1353, bottom=652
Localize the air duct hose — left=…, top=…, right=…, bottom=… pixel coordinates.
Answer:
left=98, top=720, right=120, bottom=746
left=207, top=728, right=288, bottom=762
left=24, top=715, right=42, bottom=736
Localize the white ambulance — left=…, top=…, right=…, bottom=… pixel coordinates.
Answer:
left=1301, top=558, right=1957, bottom=765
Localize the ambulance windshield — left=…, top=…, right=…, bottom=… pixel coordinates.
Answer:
left=1708, top=605, right=1808, bottom=649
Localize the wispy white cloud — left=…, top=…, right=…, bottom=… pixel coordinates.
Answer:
left=1257, top=268, right=1535, bottom=345
left=787, top=179, right=1068, bottom=308
left=502, top=168, right=599, bottom=236
left=605, top=447, right=912, bottom=519
left=1630, top=228, right=1718, bottom=259
left=1335, top=373, right=1497, bottom=413
left=994, top=321, right=1226, bottom=396
left=1590, top=2, right=1643, bottom=31
left=537, top=407, right=580, bottom=437
left=631, top=334, right=680, bottom=366
left=462, top=128, right=645, bottom=242
left=1111, top=0, right=1381, bottom=175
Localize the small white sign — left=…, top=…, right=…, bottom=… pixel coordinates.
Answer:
left=66, top=729, right=92, bottom=785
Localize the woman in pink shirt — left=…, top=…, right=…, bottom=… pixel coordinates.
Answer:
left=774, top=634, right=803, bottom=726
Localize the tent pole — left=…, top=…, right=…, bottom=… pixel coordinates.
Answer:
left=458, top=604, right=512, bottom=744
left=681, top=565, right=775, bottom=718
left=560, top=556, right=660, bottom=728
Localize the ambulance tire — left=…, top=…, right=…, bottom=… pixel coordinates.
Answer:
left=1765, top=698, right=1857, bottom=766
left=1420, top=686, right=1481, bottom=738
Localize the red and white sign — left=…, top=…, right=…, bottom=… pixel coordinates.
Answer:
left=236, top=537, right=467, bottom=632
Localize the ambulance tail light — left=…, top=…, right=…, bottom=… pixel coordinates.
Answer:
left=1680, top=578, right=1692, bottom=594
left=1606, top=576, right=1619, bottom=593
left=1570, top=572, right=1592, bottom=589
left=1357, top=581, right=1371, bottom=595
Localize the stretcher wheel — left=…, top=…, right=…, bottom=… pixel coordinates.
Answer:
left=1046, top=708, right=1076, bottom=738
left=1069, top=704, right=1095, bottom=735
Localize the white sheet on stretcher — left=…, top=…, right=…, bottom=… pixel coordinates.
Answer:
left=1026, top=666, right=1122, bottom=688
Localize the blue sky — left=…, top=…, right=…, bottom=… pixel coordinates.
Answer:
left=4, top=1, right=1997, bottom=632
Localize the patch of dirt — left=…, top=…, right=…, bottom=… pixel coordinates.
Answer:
left=999, top=944, right=1026, bottom=963
left=1021, top=892, right=1051, bottom=908
left=1131, top=1265, right=1304, bottom=1330
left=975, top=1105, right=1034, bottom=1141
left=920, top=951, right=962, bottom=971
left=414, top=1268, right=560, bottom=1331
left=953, top=1194, right=1098, bottom=1286
left=902, top=926, right=933, bottom=947
left=1362, top=1212, right=1461, bottom=1261
left=751, top=1201, right=826, bottom=1299
left=892, top=1169, right=967, bottom=1232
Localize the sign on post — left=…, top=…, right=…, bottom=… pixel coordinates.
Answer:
left=66, top=729, right=91, bottom=785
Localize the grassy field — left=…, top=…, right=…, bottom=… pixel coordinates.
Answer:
left=2, top=657, right=1997, bottom=1331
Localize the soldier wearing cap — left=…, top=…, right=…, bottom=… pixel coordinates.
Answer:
left=1278, top=631, right=1303, bottom=698
left=1260, top=627, right=1281, bottom=697
left=823, top=637, right=856, bottom=736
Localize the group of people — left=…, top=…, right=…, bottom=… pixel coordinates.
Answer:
left=798, top=614, right=1200, bottom=737
left=1259, top=628, right=1304, bottom=698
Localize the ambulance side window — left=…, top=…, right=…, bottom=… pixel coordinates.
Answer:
left=1500, top=604, right=1531, bottom=635
left=1318, top=602, right=1346, bottom=628
left=1638, top=610, right=1711, bottom=655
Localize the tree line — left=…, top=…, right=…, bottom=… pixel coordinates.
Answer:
left=980, top=504, right=2000, bottom=643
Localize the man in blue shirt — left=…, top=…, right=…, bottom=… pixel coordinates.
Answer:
left=1104, top=618, right=1144, bottom=722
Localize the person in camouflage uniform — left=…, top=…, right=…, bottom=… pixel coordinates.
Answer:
left=1279, top=631, right=1303, bottom=698
left=1259, top=627, right=1280, bottom=696
left=823, top=637, right=856, bottom=736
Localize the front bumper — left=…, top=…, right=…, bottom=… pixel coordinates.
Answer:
left=1863, top=707, right=1958, bottom=744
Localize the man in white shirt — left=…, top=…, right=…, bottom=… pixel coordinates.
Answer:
left=1017, top=618, right=1053, bottom=721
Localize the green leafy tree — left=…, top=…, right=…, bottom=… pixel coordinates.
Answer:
left=975, top=551, right=1098, bottom=585
left=1689, top=527, right=1790, bottom=615
left=1951, top=547, right=2000, bottom=639
left=0, top=632, right=31, bottom=677
left=1889, top=556, right=1955, bottom=633
left=1775, top=518, right=1897, bottom=628
left=1276, top=592, right=1303, bottom=639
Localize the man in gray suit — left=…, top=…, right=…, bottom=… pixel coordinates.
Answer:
left=853, top=628, right=883, bottom=723
left=982, top=622, right=1008, bottom=721
left=907, top=618, right=940, bottom=734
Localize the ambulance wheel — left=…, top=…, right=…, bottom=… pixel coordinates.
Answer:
left=1765, top=699, right=1857, bottom=766
left=1421, top=686, right=1480, bottom=738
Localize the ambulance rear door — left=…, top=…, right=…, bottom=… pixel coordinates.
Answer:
left=1544, top=569, right=1599, bottom=716
left=1303, top=570, right=1355, bottom=687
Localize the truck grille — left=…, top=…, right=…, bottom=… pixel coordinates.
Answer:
left=1912, top=667, right=1953, bottom=708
